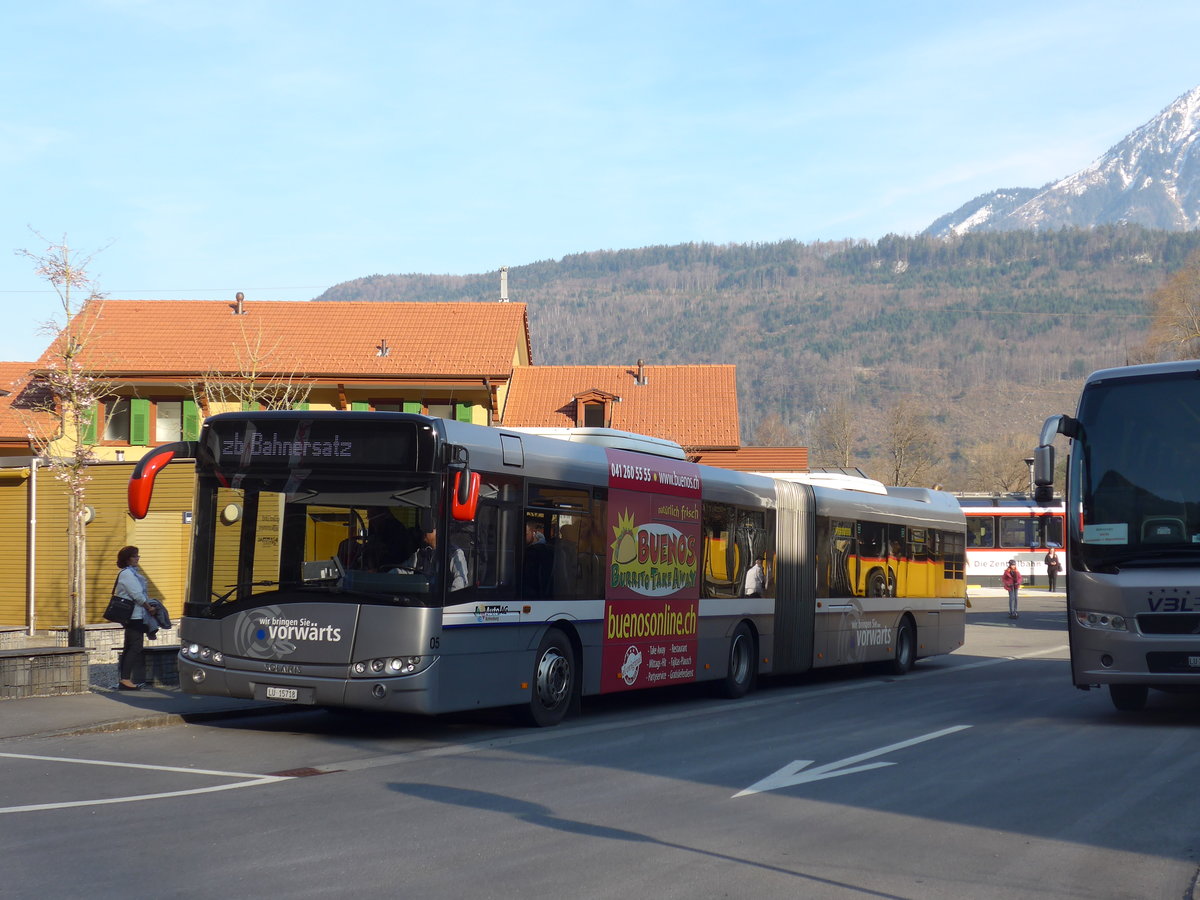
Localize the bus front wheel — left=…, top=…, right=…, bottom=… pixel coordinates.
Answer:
left=1109, top=683, right=1148, bottom=712
left=522, top=629, right=576, bottom=727
left=719, top=622, right=756, bottom=699
left=868, top=569, right=892, bottom=597
left=889, top=618, right=916, bottom=675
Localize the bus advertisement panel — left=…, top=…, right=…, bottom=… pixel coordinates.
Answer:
left=602, top=448, right=701, bottom=693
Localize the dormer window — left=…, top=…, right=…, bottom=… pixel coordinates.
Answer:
left=573, top=389, right=619, bottom=428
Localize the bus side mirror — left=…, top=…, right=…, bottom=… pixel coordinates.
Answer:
left=451, top=469, right=479, bottom=521
left=1033, top=413, right=1076, bottom=503
left=128, top=441, right=198, bottom=520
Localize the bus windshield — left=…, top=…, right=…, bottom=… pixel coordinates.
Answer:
left=1074, top=369, right=1200, bottom=569
left=194, top=472, right=454, bottom=610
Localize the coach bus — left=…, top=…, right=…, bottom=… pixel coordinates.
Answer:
left=1034, top=359, right=1200, bottom=711
left=130, top=411, right=967, bottom=726
left=956, top=495, right=1066, bottom=587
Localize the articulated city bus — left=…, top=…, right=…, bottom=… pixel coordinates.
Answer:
left=131, top=411, right=967, bottom=725
left=957, top=496, right=1066, bottom=587
left=1035, top=359, right=1200, bottom=711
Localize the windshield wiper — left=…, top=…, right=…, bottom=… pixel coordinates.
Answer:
left=211, top=580, right=282, bottom=605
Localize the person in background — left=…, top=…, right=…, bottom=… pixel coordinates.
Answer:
left=114, top=545, right=151, bottom=690
left=1044, top=547, right=1062, bottom=592
left=1002, top=558, right=1023, bottom=620
left=744, top=553, right=768, bottom=598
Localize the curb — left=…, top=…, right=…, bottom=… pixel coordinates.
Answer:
left=3, top=702, right=303, bottom=742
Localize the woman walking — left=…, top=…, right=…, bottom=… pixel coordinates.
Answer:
left=114, top=545, right=151, bottom=690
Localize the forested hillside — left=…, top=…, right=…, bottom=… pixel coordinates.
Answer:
left=316, top=226, right=1200, bottom=490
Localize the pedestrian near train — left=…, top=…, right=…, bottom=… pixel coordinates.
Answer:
left=1044, top=547, right=1062, bottom=592
left=1002, top=558, right=1022, bottom=619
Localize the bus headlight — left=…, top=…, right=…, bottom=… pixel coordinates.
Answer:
left=1075, top=610, right=1128, bottom=632
left=181, top=643, right=226, bottom=666
left=351, top=656, right=423, bottom=677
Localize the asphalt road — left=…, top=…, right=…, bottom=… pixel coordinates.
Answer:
left=3, top=592, right=1199, bottom=899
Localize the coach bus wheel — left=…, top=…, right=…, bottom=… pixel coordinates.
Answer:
left=523, top=629, right=576, bottom=727
left=889, top=618, right=915, bottom=675
left=1109, top=683, right=1148, bottom=712
left=720, top=622, right=756, bottom=699
left=868, top=569, right=891, bottom=597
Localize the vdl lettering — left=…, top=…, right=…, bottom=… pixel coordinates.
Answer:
left=1147, top=596, right=1198, bottom=612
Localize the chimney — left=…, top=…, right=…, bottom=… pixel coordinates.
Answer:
left=377, top=338, right=390, bottom=357
left=232, top=291, right=245, bottom=315
left=499, top=266, right=509, bottom=302
left=635, top=359, right=647, bottom=386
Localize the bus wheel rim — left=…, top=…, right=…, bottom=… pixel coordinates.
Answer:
left=536, top=648, right=569, bottom=707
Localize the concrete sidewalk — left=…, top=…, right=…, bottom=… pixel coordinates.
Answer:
left=0, top=683, right=291, bottom=742
left=1, top=584, right=1064, bottom=741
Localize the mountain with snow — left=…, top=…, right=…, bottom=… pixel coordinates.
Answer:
left=925, top=86, right=1200, bottom=236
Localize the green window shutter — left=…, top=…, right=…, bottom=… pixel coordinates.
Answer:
left=81, top=404, right=97, bottom=444
left=129, top=398, right=151, bottom=446
left=240, top=400, right=256, bottom=411
left=182, top=400, right=201, bottom=441
left=291, top=401, right=309, bottom=411
left=455, top=402, right=473, bottom=423
left=403, top=401, right=423, bottom=414
left=351, top=401, right=370, bottom=411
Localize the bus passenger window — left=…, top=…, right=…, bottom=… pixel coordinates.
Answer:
left=967, top=518, right=993, bottom=549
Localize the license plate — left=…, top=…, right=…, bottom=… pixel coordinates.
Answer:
left=1189, top=657, right=1200, bottom=668
left=265, top=686, right=299, bottom=701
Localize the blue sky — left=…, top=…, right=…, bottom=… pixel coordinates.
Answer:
left=2, top=0, right=1199, bottom=361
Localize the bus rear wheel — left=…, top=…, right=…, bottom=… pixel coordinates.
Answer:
left=1109, top=683, right=1148, bottom=712
left=719, top=622, right=756, bottom=699
left=522, top=628, right=576, bottom=727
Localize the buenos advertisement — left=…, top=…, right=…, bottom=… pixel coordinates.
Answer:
left=602, top=448, right=702, bottom=693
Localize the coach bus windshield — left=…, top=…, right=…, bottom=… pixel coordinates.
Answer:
left=1073, top=369, right=1200, bottom=570
left=191, top=471, right=455, bottom=610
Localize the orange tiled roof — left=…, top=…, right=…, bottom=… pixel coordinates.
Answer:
left=691, top=446, right=809, bottom=472
left=502, top=364, right=739, bottom=451
left=38, top=299, right=532, bottom=378
left=0, top=362, right=56, bottom=445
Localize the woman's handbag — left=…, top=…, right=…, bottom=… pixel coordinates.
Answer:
left=103, top=594, right=135, bottom=624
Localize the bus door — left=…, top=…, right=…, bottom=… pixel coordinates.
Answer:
left=889, top=523, right=907, bottom=597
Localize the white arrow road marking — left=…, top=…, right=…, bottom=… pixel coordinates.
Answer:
left=734, top=725, right=972, bottom=798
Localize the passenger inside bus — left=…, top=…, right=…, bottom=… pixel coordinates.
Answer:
left=413, top=527, right=469, bottom=591
left=523, top=519, right=553, bottom=598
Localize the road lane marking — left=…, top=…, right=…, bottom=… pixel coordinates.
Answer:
left=0, top=751, right=291, bottom=815
left=734, top=725, right=973, bottom=797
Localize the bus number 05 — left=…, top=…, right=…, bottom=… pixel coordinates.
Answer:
left=429, top=636, right=440, bottom=650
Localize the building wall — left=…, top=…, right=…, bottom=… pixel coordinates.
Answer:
left=0, top=462, right=195, bottom=629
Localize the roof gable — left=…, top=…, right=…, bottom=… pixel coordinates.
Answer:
left=39, top=299, right=533, bottom=378
left=502, top=364, right=739, bottom=450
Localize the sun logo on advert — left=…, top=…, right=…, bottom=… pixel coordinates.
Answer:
left=619, top=645, right=643, bottom=686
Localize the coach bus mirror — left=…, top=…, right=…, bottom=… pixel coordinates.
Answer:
left=1033, top=443, right=1054, bottom=488
left=451, top=469, right=480, bottom=522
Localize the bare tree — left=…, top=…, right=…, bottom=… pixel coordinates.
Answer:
left=965, top=437, right=1033, bottom=494
left=17, top=234, right=108, bottom=647
left=812, top=397, right=860, bottom=469
left=1144, top=250, right=1200, bottom=360
left=750, top=412, right=798, bottom=447
left=878, top=398, right=940, bottom=487
left=195, top=304, right=312, bottom=412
